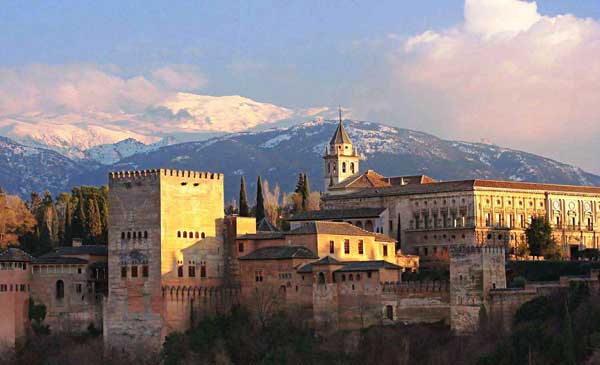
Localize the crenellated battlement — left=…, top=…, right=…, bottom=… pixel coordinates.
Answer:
left=109, top=169, right=224, bottom=181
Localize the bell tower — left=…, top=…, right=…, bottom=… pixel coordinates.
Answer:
left=323, top=107, right=360, bottom=191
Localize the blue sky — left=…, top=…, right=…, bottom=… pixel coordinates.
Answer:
left=1, top=1, right=600, bottom=172
left=2, top=0, right=597, bottom=106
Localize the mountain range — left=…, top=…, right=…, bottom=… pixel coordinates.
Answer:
left=0, top=117, right=598, bottom=202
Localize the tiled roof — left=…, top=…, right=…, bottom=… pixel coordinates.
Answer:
left=238, top=246, right=318, bottom=261
left=324, top=180, right=477, bottom=200
left=386, top=175, right=437, bottom=185
left=325, top=178, right=600, bottom=200
left=33, top=257, right=89, bottom=265
left=237, top=232, right=286, bottom=240
left=330, top=121, right=352, bottom=145
left=297, top=259, right=401, bottom=273
left=0, top=248, right=33, bottom=262
left=288, top=208, right=387, bottom=221
left=289, top=221, right=396, bottom=242
left=330, top=170, right=390, bottom=190
left=473, top=180, right=600, bottom=194
left=335, top=260, right=401, bottom=272
left=48, top=245, right=108, bottom=257
left=257, top=218, right=280, bottom=232
left=312, top=256, right=342, bottom=265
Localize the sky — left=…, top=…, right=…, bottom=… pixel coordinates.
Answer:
left=1, top=0, right=600, bottom=173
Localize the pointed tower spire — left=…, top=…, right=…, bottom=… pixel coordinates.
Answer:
left=329, top=106, right=352, bottom=145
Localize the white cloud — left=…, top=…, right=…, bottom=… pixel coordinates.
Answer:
left=0, top=64, right=207, bottom=116
left=359, top=0, right=600, bottom=173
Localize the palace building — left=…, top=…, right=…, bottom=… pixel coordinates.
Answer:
left=316, top=121, right=600, bottom=261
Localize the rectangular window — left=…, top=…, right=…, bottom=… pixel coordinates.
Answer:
left=19, top=284, right=25, bottom=292
left=200, top=265, right=206, bottom=278
left=344, top=240, right=350, bottom=254
left=386, top=305, right=394, bottom=320
left=131, top=266, right=138, bottom=278
left=238, top=242, right=244, bottom=253
left=358, top=240, right=364, bottom=255
left=383, top=245, right=388, bottom=257
left=255, top=270, right=263, bottom=282
left=121, top=266, right=127, bottom=278
left=177, top=266, right=183, bottom=277
left=329, top=240, right=335, bottom=254
left=188, top=266, right=196, bottom=277
left=142, top=265, right=149, bottom=277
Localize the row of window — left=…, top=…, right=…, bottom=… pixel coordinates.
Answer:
left=415, top=198, right=466, bottom=207
left=0, top=284, right=29, bottom=292
left=326, top=161, right=356, bottom=175
left=0, top=262, right=27, bottom=270
left=482, top=198, right=543, bottom=208
left=177, top=264, right=207, bottom=278
left=121, top=265, right=149, bottom=279
left=121, top=231, right=148, bottom=239
left=422, top=233, right=467, bottom=241
left=177, top=231, right=206, bottom=239
left=414, top=215, right=466, bottom=230
left=328, top=240, right=388, bottom=256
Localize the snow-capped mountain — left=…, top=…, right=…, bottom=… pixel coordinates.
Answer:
left=0, top=93, right=333, bottom=159
left=0, top=118, right=160, bottom=159
left=67, top=120, right=600, bottom=201
left=0, top=136, right=84, bottom=196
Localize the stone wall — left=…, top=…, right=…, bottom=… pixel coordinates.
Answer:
left=30, top=264, right=101, bottom=333
left=0, top=265, right=30, bottom=346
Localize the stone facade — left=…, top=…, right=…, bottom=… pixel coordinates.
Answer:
left=0, top=245, right=107, bottom=347
left=104, top=169, right=226, bottom=351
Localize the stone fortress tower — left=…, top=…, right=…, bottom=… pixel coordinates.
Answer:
left=323, top=108, right=360, bottom=191
left=449, top=245, right=506, bottom=333
left=104, top=169, right=225, bottom=351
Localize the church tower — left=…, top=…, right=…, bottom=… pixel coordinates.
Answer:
left=323, top=108, right=360, bottom=191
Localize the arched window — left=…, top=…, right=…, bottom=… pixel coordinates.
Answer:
left=350, top=162, right=355, bottom=174
left=144, top=231, right=148, bottom=239
left=133, top=232, right=137, bottom=239
left=342, top=162, right=346, bottom=173
left=138, top=231, right=142, bottom=239
left=201, top=232, right=206, bottom=239
left=341, top=274, right=346, bottom=282
left=189, top=232, right=193, bottom=239
left=195, top=232, right=199, bottom=239
left=127, top=232, right=131, bottom=239
left=365, top=220, right=374, bottom=232
left=349, top=274, right=354, bottom=281
left=318, top=272, right=326, bottom=284
left=183, top=231, right=187, bottom=238
left=177, top=231, right=181, bottom=238
left=121, top=232, right=125, bottom=239
left=56, top=280, right=64, bottom=300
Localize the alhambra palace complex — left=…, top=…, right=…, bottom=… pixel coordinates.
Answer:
left=1, top=121, right=600, bottom=350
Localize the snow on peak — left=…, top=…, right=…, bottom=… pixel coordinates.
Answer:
left=159, top=93, right=294, bottom=132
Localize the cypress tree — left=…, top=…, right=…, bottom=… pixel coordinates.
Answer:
left=85, top=198, right=102, bottom=244
left=256, top=176, right=265, bottom=224
left=71, top=189, right=86, bottom=240
left=294, top=173, right=304, bottom=194
left=302, top=173, right=311, bottom=211
left=63, top=199, right=73, bottom=246
left=239, top=176, right=250, bottom=217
